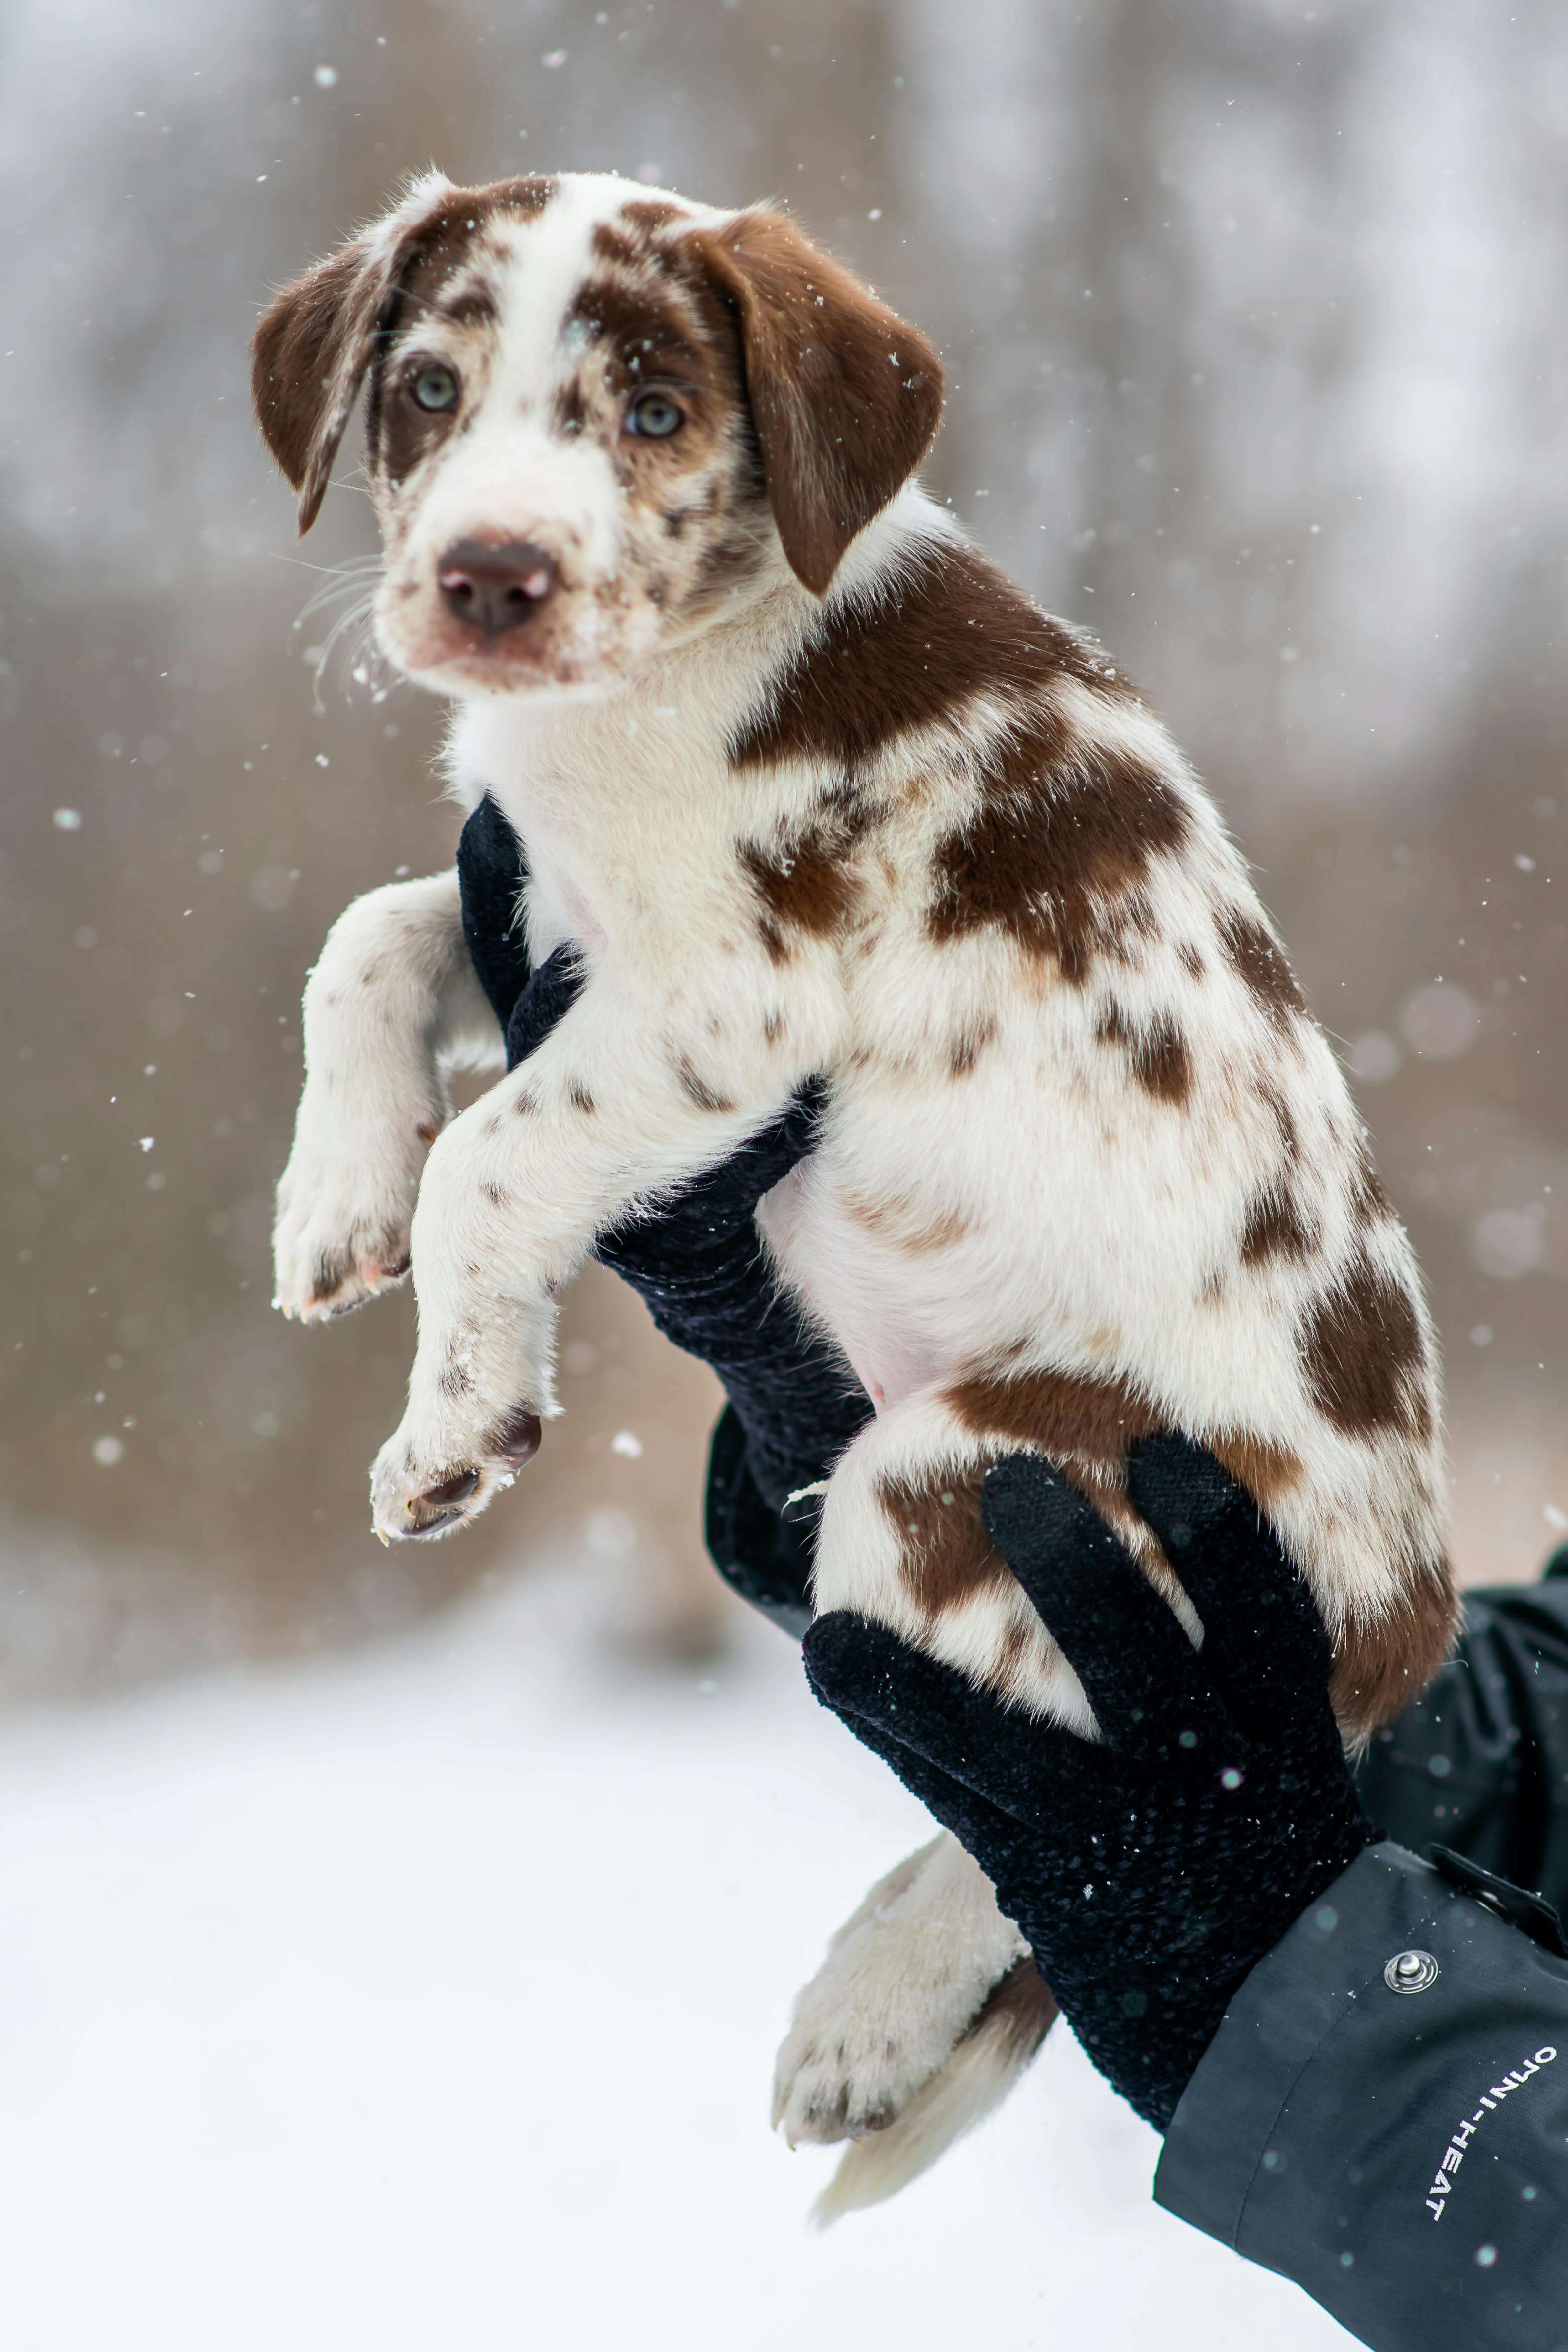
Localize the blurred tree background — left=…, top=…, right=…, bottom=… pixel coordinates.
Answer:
left=1, top=0, right=1564, bottom=1699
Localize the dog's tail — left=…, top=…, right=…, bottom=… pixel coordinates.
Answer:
left=810, top=1961, right=1058, bottom=2228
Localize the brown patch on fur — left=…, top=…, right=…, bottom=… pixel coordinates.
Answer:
left=994, top=1615, right=1031, bottom=1686
left=1177, top=941, right=1205, bottom=979
left=553, top=378, right=590, bottom=437
left=1218, top=904, right=1307, bottom=1028
left=694, top=521, right=770, bottom=602
left=675, top=1056, right=734, bottom=1114
left=569, top=267, right=708, bottom=387
left=1097, top=1003, right=1192, bottom=1104
left=948, top=1013, right=999, bottom=1076
left=762, top=1007, right=786, bottom=1045
left=740, top=821, right=865, bottom=947
left=308, top=1247, right=353, bottom=1305
left=437, top=281, right=499, bottom=330
left=927, top=700, right=1189, bottom=985
left=1238, top=1185, right=1317, bottom=1267
left=947, top=1365, right=1302, bottom=1553
left=620, top=198, right=687, bottom=236
left=1348, top=1132, right=1393, bottom=1224
left=567, top=1079, right=596, bottom=1114
left=946, top=1364, right=1161, bottom=1470
left=730, top=540, right=1128, bottom=775
left=840, top=1183, right=974, bottom=1254
left=1206, top=1431, right=1304, bottom=1512
left=438, top=1353, right=475, bottom=1401
left=960, top=1959, right=1059, bottom=2066
left=1300, top=1249, right=1431, bottom=1439
left=878, top=1465, right=1013, bottom=1616
left=480, top=1180, right=510, bottom=1210
left=689, top=209, right=944, bottom=594
left=1257, top=1081, right=1301, bottom=1166
left=589, top=220, right=649, bottom=273
left=1330, top=1565, right=1459, bottom=1742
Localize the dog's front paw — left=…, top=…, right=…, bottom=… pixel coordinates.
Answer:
left=369, top=1396, right=543, bottom=1542
left=772, top=1834, right=1029, bottom=2148
left=272, top=1099, right=439, bottom=1324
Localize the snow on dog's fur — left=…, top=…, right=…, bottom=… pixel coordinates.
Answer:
left=254, top=171, right=1457, bottom=2213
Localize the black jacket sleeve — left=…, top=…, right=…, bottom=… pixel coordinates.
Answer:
left=1155, top=1840, right=1568, bottom=2350
left=1355, top=1557, right=1568, bottom=1919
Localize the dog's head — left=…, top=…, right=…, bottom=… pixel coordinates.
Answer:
left=252, top=170, right=943, bottom=697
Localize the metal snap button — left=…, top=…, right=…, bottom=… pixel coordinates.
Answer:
left=1385, top=1949, right=1441, bottom=1994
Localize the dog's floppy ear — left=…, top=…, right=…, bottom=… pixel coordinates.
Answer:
left=251, top=173, right=457, bottom=534
left=694, top=210, right=944, bottom=595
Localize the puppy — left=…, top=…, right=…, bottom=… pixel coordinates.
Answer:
left=255, top=171, right=1456, bottom=2217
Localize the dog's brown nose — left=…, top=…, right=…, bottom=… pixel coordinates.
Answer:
left=436, top=539, right=558, bottom=638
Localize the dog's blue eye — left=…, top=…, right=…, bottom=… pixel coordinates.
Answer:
left=410, top=364, right=459, bottom=414
left=626, top=392, right=682, bottom=439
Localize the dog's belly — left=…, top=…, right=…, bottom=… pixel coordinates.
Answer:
left=752, top=1056, right=1317, bottom=1449
left=756, top=1159, right=973, bottom=1415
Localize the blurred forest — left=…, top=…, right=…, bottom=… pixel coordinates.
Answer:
left=2, top=0, right=1565, bottom=1699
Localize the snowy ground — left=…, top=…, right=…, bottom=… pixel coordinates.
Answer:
left=0, top=1556, right=1352, bottom=2351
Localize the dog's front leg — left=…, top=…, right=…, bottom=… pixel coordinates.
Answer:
left=273, top=870, right=502, bottom=1322
left=368, top=973, right=801, bottom=1540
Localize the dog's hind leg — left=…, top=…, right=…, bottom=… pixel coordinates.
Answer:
left=810, top=1381, right=1101, bottom=1732
left=774, top=1829, right=1057, bottom=2224
left=778, top=1387, right=1092, bottom=2219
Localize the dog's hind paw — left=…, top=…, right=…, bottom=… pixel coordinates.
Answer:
left=772, top=1832, right=1030, bottom=2152
left=811, top=1960, right=1058, bottom=2224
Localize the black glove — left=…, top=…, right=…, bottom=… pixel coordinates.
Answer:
left=803, top=1436, right=1382, bottom=2130
left=456, top=797, right=873, bottom=1533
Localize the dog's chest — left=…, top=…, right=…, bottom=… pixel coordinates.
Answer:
left=451, top=688, right=750, bottom=959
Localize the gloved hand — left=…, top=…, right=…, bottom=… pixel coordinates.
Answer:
left=803, top=1436, right=1382, bottom=2129
left=456, top=797, right=872, bottom=1557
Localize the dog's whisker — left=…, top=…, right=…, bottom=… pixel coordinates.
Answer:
left=304, top=590, right=385, bottom=713
left=290, top=556, right=385, bottom=646
left=270, top=549, right=384, bottom=580
left=295, top=576, right=382, bottom=632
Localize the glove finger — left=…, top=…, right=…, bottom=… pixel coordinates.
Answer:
left=505, top=942, right=585, bottom=1067
left=979, top=1455, right=1227, bottom=1756
left=803, top=1610, right=1109, bottom=1832
left=707, top=1080, right=825, bottom=1203
left=776, top=1074, right=829, bottom=1159
left=457, top=794, right=531, bottom=1029
left=1126, top=1435, right=1335, bottom=1729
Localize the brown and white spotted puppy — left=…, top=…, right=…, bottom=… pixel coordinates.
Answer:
left=255, top=170, right=1457, bottom=2217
